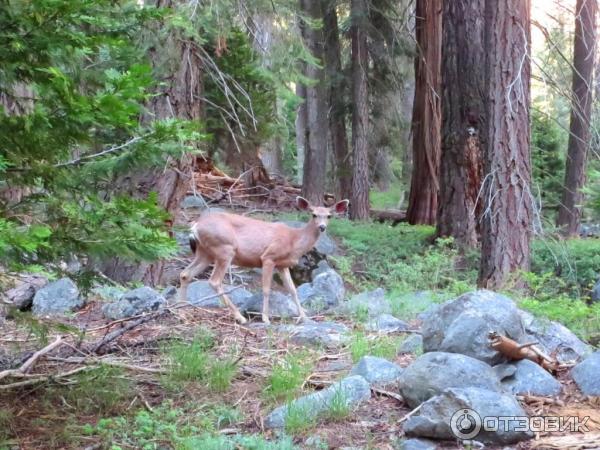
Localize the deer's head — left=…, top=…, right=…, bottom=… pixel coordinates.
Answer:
left=296, top=196, right=349, bottom=233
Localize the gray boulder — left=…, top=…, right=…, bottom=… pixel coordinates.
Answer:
left=399, top=352, right=503, bottom=408
left=180, top=195, right=206, bottom=209
left=276, top=320, right=349, bottom=347
left=32, top=278, right=84, bottom=316
left=338, top=288, right=391, bottom=318
left=404, top=387, right=532, bottom=445
left=92, top=285, right=125, bottom=302
left=245, top=291, right=301, bottom=318
left=422, top=290, right=525, bottom=365
left=161, top=286, right=177, bottom=301
left=311, top=260, right=332, bottom=280
left=186, top=280, right=252, bottom=309
left=495, top=359, right=561, bottom=396
left=102, top=287, right=166, bottom=320
left=264, top=375, right=370, bottom=429
left=398, top=334, right=424, bottom=354
left=591, top=280, right=600, bottom=303
left=398, top=438, right=438, bottom=450
left=571, top=352, right=600, bottom=396
left=298, top=268, right=345, bottom=313
left=365, top=313, right=409, bottom=333
left=5, top=274, right=48, bottom=310
left=350, top=356, right=403, bottom=385
left=519, top=310, right=591, bottom=364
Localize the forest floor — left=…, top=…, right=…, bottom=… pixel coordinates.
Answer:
left=1, top=198, right=600, bottom=449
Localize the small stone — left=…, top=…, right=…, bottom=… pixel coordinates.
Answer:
left=180, top=195, right=206, bottom=209
left=264, top=375, right=370, bottom=429
left=571, top=352, right=600, bottom=396
left=365, top=313, right=409, bottom=333
left=350, top=356, right=403, bottom=385
left=102, top=287, right=165, bottom=320
left=398, top=334, right=423, bottom=354
left=5, top=274, right=48, bottom=310
left=495, top=359, right=561, bottom=396
left=186, top=280, right=252, bottom=309
left=275, top=320, right=349, bottom=347
left=32, top=278, right=84, bottom=316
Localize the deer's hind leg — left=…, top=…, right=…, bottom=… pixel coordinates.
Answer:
left=280, top=267, right=307, bottom=322
left=209, top=250, right=247, bottom=324
left=179, top=252, right=211, bottom=303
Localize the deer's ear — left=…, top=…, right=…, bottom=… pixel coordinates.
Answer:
left=334, top=199, right=349, bottom=214
left=296, top=196, right=311, bottom=211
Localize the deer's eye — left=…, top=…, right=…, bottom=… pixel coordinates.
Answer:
left=312, top=214, right=317, bottom=218
left=327, top=215, right=332, bottom=219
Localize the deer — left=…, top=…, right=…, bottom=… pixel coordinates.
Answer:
left=178, top=196, right=350, bottom=324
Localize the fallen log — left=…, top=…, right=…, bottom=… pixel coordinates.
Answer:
left=370, top=209, right=406, bottom=225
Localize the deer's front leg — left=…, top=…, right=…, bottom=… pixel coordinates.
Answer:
left=261, top=259, right=275, bottom=324
left=280, top=267, right=307, bottom=322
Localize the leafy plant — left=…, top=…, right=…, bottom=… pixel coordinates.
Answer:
left=264, top=351, right=313, bottom=402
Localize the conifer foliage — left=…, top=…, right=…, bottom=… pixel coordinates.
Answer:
left=0, top=1, right=197, bottom=273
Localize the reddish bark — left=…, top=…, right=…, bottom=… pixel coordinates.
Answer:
left=406, top=0, right=442, bottom=225
left=478, top=0, right=533, bottom=289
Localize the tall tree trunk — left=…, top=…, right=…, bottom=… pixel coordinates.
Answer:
left=323, top=1, right=352, bottom=200
left=101, top=0, right=201, bottom=286
left=299, top=0, right=328, bottom=204
left=556, top=0, right=598, bottom=236
left=437, top=0, right=485, bottom=248
left=479, top=0, right=533, bottom=289
left=295, top=80, right=307, bottom=185
left=406, top=0, right=442, bottom=225
left=350, top=0, right=370, bottom=219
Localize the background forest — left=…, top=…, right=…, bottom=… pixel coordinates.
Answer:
left=2, top=0, right=600, bottom=448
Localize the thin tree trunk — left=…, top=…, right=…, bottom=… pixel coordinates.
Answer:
left=323, top=1, right=352, bottom=200
left=295, top=80, right=307, bottom=185
left=350, top=0, right=370, bottom=219
left=478, top=0, right=533, bottom=290
left=406, top=0, right=442, bottom=225
left=556, top=0, right=598, bottom=236
left=437, top=0, right=485, bottom=248
left=300, top=0, right=328, bottom=204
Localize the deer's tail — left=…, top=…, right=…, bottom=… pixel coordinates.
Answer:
left=189, top=231, right=198, bottom=254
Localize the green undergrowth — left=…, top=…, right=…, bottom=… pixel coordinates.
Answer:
left=325, top=218, right=600, bottom=341
left=263, top=350, right=314, bottom=403
left=348, top=331, right=403, bottom=363
left=79, top=401, right=298, bottom=450
left=162, top=328, right=237, bottom=392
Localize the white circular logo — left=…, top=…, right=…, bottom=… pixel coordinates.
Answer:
left=450, top=408, right=482, bottom=440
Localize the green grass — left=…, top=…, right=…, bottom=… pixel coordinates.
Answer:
left=264, top=351, right=313, bottom=403
left=80, top=401, right=294, bottom=450
left=369, top=183, right=404, bottom=210
left=162, top=327, right=238, bottom=392
left=348, top=332, right=402, bottom=363
left=285, top=402, right=317, bottom=434
left=208, top=358, right=237, bottom=392
left=324, top=389, right=350, bottom=421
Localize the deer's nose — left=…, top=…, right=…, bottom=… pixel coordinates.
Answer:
left=318, top=224, right=326, bottom=232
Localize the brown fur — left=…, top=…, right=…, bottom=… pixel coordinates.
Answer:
left=179, top=197, right=349, bottom=324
